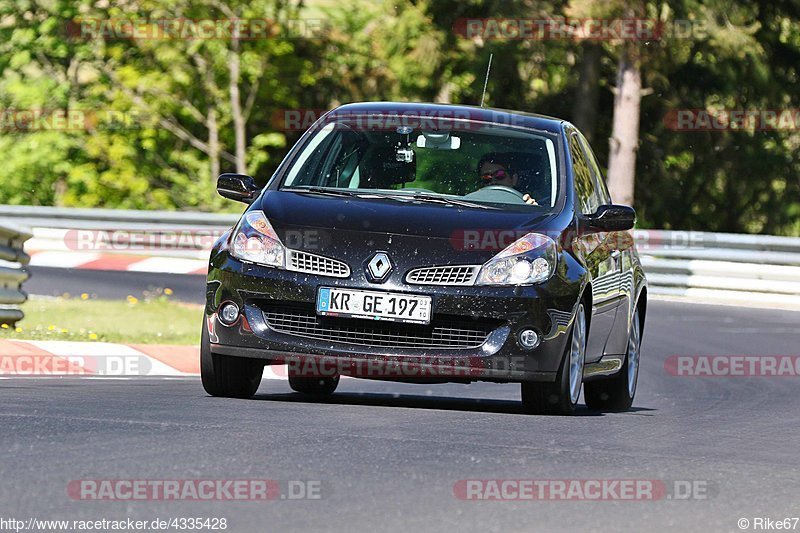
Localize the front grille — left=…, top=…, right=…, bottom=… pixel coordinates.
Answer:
left=406, top=265, right=480, bottom=286
left=287, top=250, right=350, bottom=278
left=259, top=301, right=500, bottom=350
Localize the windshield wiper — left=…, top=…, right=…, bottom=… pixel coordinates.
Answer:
left=383, top=192, right=498, bottom=210
left=283, top=186, right=360, bottom=197
left=285, top=187, right=497, bottom=210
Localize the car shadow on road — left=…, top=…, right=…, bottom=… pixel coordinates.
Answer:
left=251, top=391, right=656, bottom=417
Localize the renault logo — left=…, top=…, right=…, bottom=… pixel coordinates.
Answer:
left=366, top=252, right=392, bottom=282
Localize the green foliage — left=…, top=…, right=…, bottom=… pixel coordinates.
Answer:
left=635, top=0, right=800, bottom=234
left=0, top=0, right=797, bottom=234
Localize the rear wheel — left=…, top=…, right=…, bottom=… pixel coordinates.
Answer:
left=200, top=323, right=264, bottom=398
left=288, top=375, right=340, bottom=396
left=521, top=303, right=586, bottom=416
left=584, top=307, right=641, bottom=411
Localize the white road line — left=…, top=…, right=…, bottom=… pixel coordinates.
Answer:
left=127, top=257, right=208, bottom=274
left=29, top=251, right=101, bottom=268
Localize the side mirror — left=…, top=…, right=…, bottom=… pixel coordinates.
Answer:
left=585, top=204, right=636, bottom=232
left=217, top=173, right=259, bottom=203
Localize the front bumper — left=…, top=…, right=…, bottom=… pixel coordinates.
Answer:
left=206, top=254, right=580, bottom=383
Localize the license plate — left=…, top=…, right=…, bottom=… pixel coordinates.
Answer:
left=316, top=287, right=431, bottom=325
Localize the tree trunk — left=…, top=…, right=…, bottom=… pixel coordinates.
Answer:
left=229, top=43, right=247, bottom=175
left=436, top=81, right=455, bottom=104
left=573, top=42, right=601, bottom=145
left=208, top=108, right=220, bottom=180
left=54, top=178, right=67, bottom=206
left=607, top=43, right=641, bottom=207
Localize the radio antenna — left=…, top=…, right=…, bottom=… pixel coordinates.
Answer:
left=480, top=53, right=493, bottom=107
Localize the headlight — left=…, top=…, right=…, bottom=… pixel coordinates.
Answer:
left=476, top=233, right=557, bottom=285
left=230, top=211, right=285, bottom=267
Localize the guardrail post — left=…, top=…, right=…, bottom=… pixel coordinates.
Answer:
left=0, top=223, right=32, bottom=325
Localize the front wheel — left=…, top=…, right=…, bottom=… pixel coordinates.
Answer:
left=200, top=323, right=264, bottom=399
left=521, top=302, right=586, bottom=416
left=584, top=307, right=641, bottom=411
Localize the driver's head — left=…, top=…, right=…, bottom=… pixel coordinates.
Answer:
left=477, top=153, right=518, bottom=188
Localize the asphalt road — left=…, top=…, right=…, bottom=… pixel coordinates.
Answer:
left=1, top=298, right=799, bottom=532
left=26, top=266, right=206, bottom=303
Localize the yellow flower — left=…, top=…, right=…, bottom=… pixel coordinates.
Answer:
left=48, top=325, right=56, bottom=331
left=15, top=327, right=22, bottom=333
left=126, top=295, right=139, bottom=304
left=1, top=324, right=8, bottom=329
left=60, top=328, right=68, bottom=334
left=88, top=333, right=98, bottom=340
left=81, top=293, right=89, bottom=300
left=164, top=288, right=174, bottom=296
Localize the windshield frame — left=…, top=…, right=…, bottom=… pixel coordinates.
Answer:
left=266, top=112, right=568, bottom=213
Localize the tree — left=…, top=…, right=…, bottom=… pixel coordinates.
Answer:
left=567, top=0, right=650, bottom=207
left=0, top=0, right=798, bottom=235
left=572, top=42, right=602, bottom=144
left=606, top=32, right=643, bottom=207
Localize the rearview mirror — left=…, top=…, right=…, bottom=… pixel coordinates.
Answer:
left=416, top=132, right=461, bottom=150
left=585, top=204, right=636, bottom=232
left=217, top=173, right=259, bottom=203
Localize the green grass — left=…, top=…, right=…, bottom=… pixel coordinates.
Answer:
left=0, top=295, right=203, bottom=345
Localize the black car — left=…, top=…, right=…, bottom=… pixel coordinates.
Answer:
left=202, top=102, right=647, bottom=415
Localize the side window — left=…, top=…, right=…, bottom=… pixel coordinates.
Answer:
left=577, top=132, right=611, bottom=206
left=568, top=132, right=598, bottom=214
left=284, top=124, right=365, bottom=188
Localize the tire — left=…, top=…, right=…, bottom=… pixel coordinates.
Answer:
left=288, top=375, right=340, bottom=396
left=521, top=302, right=586, bottom=416
left=200, top=322, right=264, bottom=399
left=584, top=306, right=641, bottom=412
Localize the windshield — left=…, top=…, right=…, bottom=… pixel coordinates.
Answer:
left=280, top=116, right=561, bottom=210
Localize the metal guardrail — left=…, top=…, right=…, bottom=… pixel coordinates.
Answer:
left=0, top=223, right=32, bottom=325
left=0, top=205, right=238, bottom=260
left=635, top=230, right=800, bottom=306
left=0, top=204, right=238, bottom=230
left=1, top=205, right=799, bottom=306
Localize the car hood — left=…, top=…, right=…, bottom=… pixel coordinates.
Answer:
left=259, top=190, right=558, bottom=239
left=253, top=191, right=564, bottom=268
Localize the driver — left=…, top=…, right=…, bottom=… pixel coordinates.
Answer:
left=477, top=153, right=537, bottom=205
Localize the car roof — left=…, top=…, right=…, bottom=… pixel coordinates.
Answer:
left=329, top=101, right=565, bottom=135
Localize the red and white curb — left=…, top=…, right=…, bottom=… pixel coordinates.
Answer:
left=27, top=251, right=208, bottom=275
left=0, top=339, right=287, bottom=378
